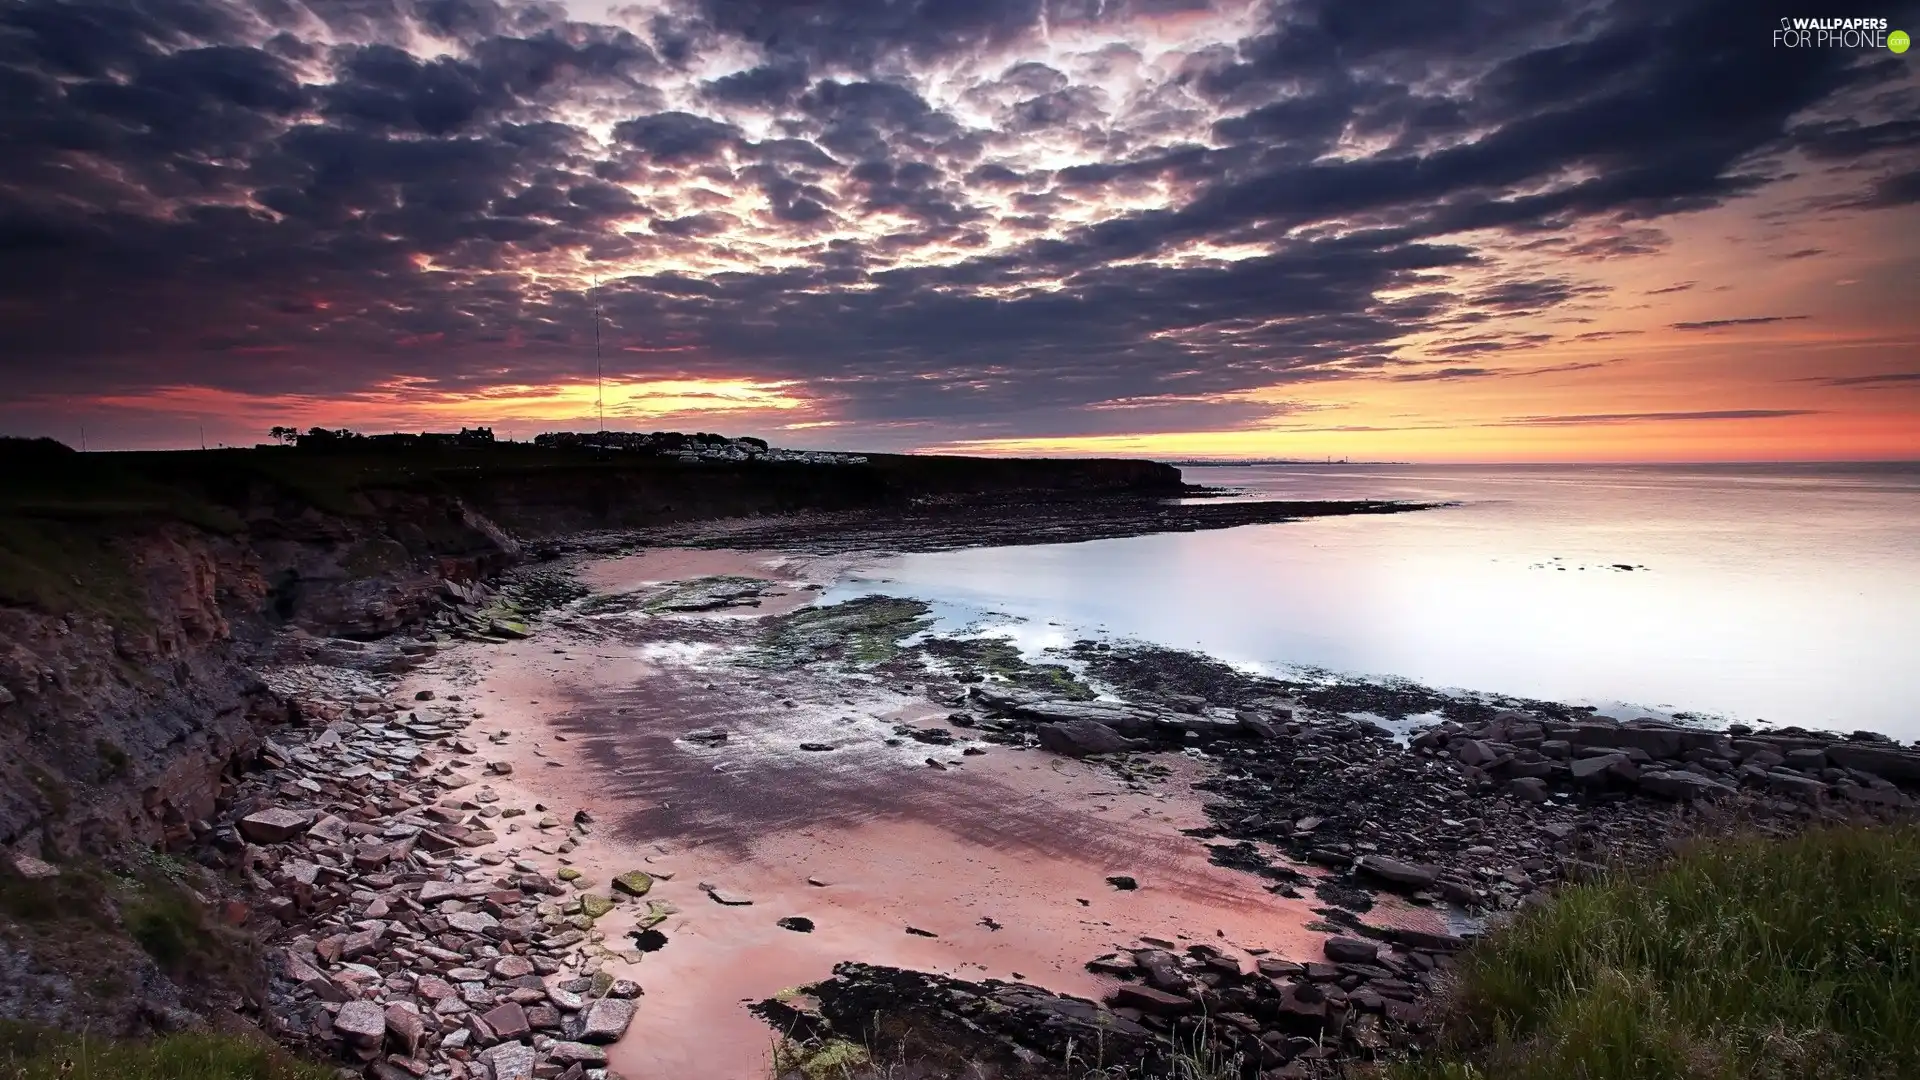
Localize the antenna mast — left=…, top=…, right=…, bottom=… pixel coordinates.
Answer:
left=591, top=275, right=604, bottom=434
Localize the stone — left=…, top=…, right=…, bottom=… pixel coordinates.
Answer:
left=333, top=1000, right=388, bottom=1048
left=1506, top=777, right=1550, bottom=802
left=482, top=1002, right=531, bottom=1040
left=579, top=894, right=615, bottom=919
left=1256, top=958, right=1305, bottom=979
left=546, top=1041, right=609, bottom=1066
left=1323, top=937, right=1379, bottom=964
left=1034, top=719, right=1147, bottom=758
left=237, top=807, right=311, bottom=844
left=611, top=871, right=653, bottom=897
left=446, top=911, right=499, bottom=934
left=416, top=975, right=457, bottom=1003
left=1107, top=984, right=1195, bottom=1016
left=384, top=1005, right=425, bottom=1055
left=4, top=853, right=60, bottom=880
left=340, top=929, right=383, bottom=959
left=1454, top=739, right=1498, bottom=767
left=1785, top=748, right=1828, bottom=770
left=1357, top=855, right=1438, bottom=891
left=479, top=1041, right=537, bottom=1080
left=420, top=880, right=493, bottom=903
left=1825, top=744, right=1920, bottom=783
left=1640, top=771, right=1731, bottom=801
left=493, top=955, right=535, bottom=979
left=1766, top=771, right=1830, bottom=800
left=578, top=998, right=637, bottom=1043
left=1570, top=753, right=1627, bottom=782
left=702, top=883, right=752, bottom=906
left=545, top=978, right=584, bottom=1011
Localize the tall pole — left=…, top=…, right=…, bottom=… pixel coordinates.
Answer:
left=591, top=275, right=604, bottom=434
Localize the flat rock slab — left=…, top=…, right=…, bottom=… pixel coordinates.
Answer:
left=578, top=998, right=636, bottom=1043
left=445, top=911, right=500, bottom=934
left=1357, top=855, right=1439, bottom=891
left=483, top=1002, right=531, bottom=1040
left=1036, top=719, right=1147, bottom=758
left=1107, top=983, right=1195, bottom=1016
left=611, top=871, right=653, bottom=897
left=480, top=1041, right=537, bottom=1080
left=419, top=880, right=495, bottom=903
left=1323, top=937, right=1379, bottom=964
left=546, top=1041, right=609, bottom=1065
left=333, top=999, right=387, bottom=1046
left=238, top=807, right=311, bottom=844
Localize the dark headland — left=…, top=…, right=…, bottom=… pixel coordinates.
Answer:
left=0, top=432, right=1913, bottom=1080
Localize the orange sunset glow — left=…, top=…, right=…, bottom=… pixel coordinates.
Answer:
left=0, top=0, right=1915, bottom=459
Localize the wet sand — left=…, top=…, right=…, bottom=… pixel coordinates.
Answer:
left=400, top=549, right=1375, bottom=1079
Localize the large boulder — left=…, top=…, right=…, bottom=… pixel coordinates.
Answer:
left=1357, top=855, right=1439, bottom=891
left=1638, top=771, right=1732, bottom=801
left=1566, top=722, right=1728, bottom=761
left=1825, top=744, right=1920, bottom=784
left=1035, top=720, right=1146, bottom=758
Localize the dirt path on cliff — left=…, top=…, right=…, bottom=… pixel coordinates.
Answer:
left=392, top=549, right=1401, bottom=1079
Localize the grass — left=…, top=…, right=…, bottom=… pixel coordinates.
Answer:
left=1, top=854, right=257, bottom=991
left=769, top=1030, right=1246, bottom=1080
left=1387, top=824, right=1920, bottom=1080
left=0, top=436, right=1179, bottom=621
left=0, top=1021, right=335, bottom=1080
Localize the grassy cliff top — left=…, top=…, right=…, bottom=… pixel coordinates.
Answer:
left=0, top=438, right=1182, bottom=617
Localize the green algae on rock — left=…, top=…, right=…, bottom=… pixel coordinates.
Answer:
left=611, top=870, right=654, bottom=897
left=752, top=595, right=934, bottom=667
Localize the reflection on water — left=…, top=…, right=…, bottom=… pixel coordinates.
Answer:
left=825, top=462, right=1920, bottom=740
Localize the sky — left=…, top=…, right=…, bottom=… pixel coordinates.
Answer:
left=0, top=0, right=1917, bottom=461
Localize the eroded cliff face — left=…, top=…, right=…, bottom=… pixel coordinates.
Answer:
left=0, top=454, right=1178, bottom=858
left=0, top=450, right=1191, bottom=1037
left=0, top=489, right=521, bottom=858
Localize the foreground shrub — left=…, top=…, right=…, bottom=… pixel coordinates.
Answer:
left=1390, top=824, right=1920, bottom=1080
left=0, top=1022, right=335, bottom=1080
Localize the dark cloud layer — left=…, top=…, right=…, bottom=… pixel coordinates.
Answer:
left=0, top=0, right=1916, bottom=438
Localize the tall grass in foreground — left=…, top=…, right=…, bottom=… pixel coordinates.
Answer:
left=1389, top=824, right=1920, bottom=1080
left=0, top=1022, right=335, bottom=1080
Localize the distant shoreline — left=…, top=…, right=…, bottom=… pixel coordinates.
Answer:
left=1162, top=458, right=1413, bottom=467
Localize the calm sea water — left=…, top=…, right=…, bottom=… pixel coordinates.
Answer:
left=822, top=462, right=1920, bottom=741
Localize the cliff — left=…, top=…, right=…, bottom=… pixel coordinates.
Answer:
left=0, top=443, right=1184, bottom=856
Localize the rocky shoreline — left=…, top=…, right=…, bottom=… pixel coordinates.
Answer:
left=747, top=641, right=1920, bottom=1079
left=223, top=657, right=654, bottom=1080
left=5, top=474, right=1916, bottom=1080
left=209, top=556, right=1920, bottom=1080
left=530, top=493, right=1430, bottom=558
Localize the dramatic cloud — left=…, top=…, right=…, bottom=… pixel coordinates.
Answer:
left=1497, top=409, right=1820, bottom=426
left=1801, top=372, right=1920, bottom=389
left=0, top=0, right=1916, bottom=454
left=1670, top=316, right=1811, bottom=331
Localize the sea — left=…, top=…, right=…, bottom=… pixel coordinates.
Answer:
left=820, top=462, right=1920, bottom=741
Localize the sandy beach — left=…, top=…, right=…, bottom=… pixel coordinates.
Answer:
left=391, top=548, right=1362, bottom=1078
